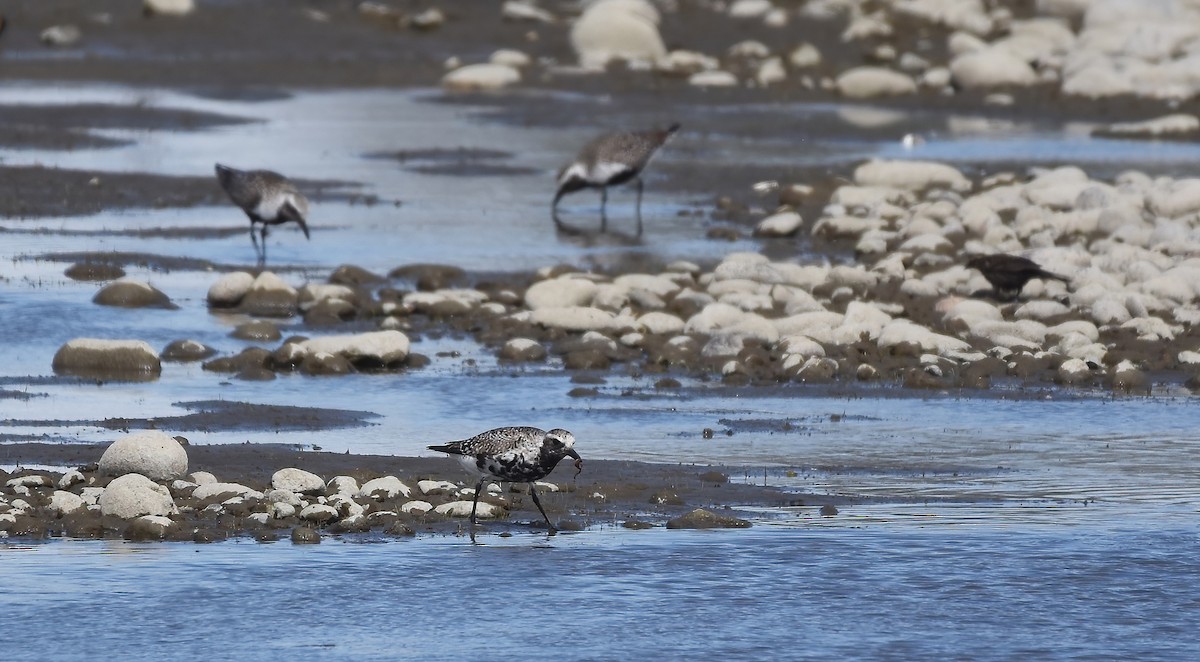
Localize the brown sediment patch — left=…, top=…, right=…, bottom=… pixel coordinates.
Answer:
left=0, top=103, right=258, bottom=150
left=0, top=165, right=364, bottom=219
left=0, top=166, right=223, bottom=218
left=2, top=399, right=378, bottom=434
left=366, top=148, right=541, bottom=177
left=0, top=441, right=836, bottom=542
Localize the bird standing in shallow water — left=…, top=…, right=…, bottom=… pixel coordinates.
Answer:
left=553, top=123, right=680, bottom=236
left=215, top=163, right=310, bottom=267
left=428, top=426, right=582, bottom=542
left=966, top=253, right=1069, bottom=300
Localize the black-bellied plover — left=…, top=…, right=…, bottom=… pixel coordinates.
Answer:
left=428, top=426, right=582, bottom=541
left=966, top=254, right=1069, bottom=300
left=215, top=163, right=310, bottom=266
left=552, top=123, right=680, bottom=235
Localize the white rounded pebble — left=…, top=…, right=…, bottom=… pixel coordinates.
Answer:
left=99, top=473, right=176, bottom=519
left=359, top=476, right=412, bottom=500
left=442, top=63, right=521, bottom=91
left=98, top=430, right=188, bottom=481
left=434, top=500, right=502, bottom=518
left=272, top=468, right=326, bottom=495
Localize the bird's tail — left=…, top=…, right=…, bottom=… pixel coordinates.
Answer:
left=666, top=122, right=681, bottom=134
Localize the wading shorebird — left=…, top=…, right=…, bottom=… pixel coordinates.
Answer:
left=552, top=123, right=680, bottom=235
left=215, top=163, right=310, bottom=266
left=966, top=253, right=1069, bottom=301
left=428, top=426, right=583, bottom=542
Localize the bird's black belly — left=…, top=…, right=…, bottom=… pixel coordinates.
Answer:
left=605, top=169, right=638, bottom=187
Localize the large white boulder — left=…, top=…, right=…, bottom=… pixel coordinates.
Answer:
left=835, top=67, right=917, bottom=98
left=207, top=271, right=255, bottom=307
left=949, top=49, right=1038, bottom=89
left=442, top=64, right=521, bottom=91
left=570, top=0, right=666, bottom=69
left=52, top=339, right=162, bottom=378
left=240, top=271, right=299, bottom=317
left=359, top=476, right=412, bottom=500
left=525, top=277, right=598, bottom=309
left=434, top=500, right=502, bottom=518
left=99, top=474, right=176, bottom=519
left=98, top=431, right=188, bottom=481
left=49, top=491, right=85, bottom=516
left=144, top=0, right=195, bottom=16
left=300, top=330, right=410, bottom=366
left=854, top=160, right=972, bottom=192
left=272, top=468, right=325, bottom=495
left=527, top=306, right=630, bottom=333
left=878, top=320, right=971, bottom=355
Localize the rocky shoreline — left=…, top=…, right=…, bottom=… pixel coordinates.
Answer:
left=4, top=0, right=1200, bottom=545
left=51, top=156, right=1200, bottom=395
left=0, top=433, right=807, bottom=542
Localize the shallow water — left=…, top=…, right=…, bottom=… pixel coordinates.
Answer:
left=2, top=84, right=1200, bottom=657
left=2, top=521, right=1198, bottom=661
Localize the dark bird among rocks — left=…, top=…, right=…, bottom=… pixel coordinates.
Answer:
left=428, top=426, right=582, bottom=542
left=966, top=253, right=1069, bottom=300
left=215, top=163, right=310, bottom=267
left=553, top=123, right=680, bottom=235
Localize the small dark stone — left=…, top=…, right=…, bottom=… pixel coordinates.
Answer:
left=124, top=517, right=171, bottom=541
left=702, top=428, right=715, bottom=439
left=256, top=531, right=279, bottom=543
left=706, top=227, right=741, bottom=241
left=65, top=262, right=126, bottom=281
left=161, top=339, right=217, bottom=362
left=231, top=320, right=282, bottom=341
left=329, top=264, right=385, bottom=286
left=819, top=504, right=839, bottom=517
left=567, top=387, right=599, bottom=398
left=385, top=521, right=415, bottom=536
left=655, top=377, right=681, bottom=389
left=405, top=353, right=431, bottom=369
left=553, top=518, right=584, bottom=532
left=192, top=529, right=220, bottom=543
left=622, top=520, right=654, bottom=530
left=666, top=508, right=751, bottom=529
left=699, top=471, right=728, bottom=484
left=564, top=349, right=610, bottom=370
left=93, top=280, right=176, bottom=309
left=202, top=347, right=272, bottom=374
left=300, top=352, right=354, bottom=376
left=650, top=490, right=684, bottom=505
left=388, top=263, right=467, bottom=291
left=290, top=526, right=321, bottom=544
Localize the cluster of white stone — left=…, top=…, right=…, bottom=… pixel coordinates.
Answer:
left=436, top=0, right=1193, bottom=126
left=0, top=431, right=559, bottom=539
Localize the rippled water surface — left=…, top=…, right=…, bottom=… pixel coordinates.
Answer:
left=3, top=521, right=1198, bottom=661
left=2, top=85, right=1200, bottom=659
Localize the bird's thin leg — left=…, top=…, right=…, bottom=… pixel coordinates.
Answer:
left=599, top=187, right=608, bottom=232
left=527, top=483, right=557, bottom=534
left=635, top=177, right=644, bottom=237
left=259, top=226, right=270, bottom=267
left=469, top=477, right=484, bottom=543
left=249, top=221, right=261, bottom=264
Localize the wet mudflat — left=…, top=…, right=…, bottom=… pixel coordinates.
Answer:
left=3, top=1, right=1200, bottom=658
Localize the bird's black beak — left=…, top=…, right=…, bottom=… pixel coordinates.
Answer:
left=297, top=217, right=311, bottom=240
left=566, top=448, right=582, bottom=477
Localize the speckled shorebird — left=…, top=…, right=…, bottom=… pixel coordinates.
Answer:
left=966, top=253, right=1069, bottom=300
left=428, top=426, right=582, bottom=541
left=553, top=123, right=680, bottom=235
left=214, top=163, right=310, bottom=266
